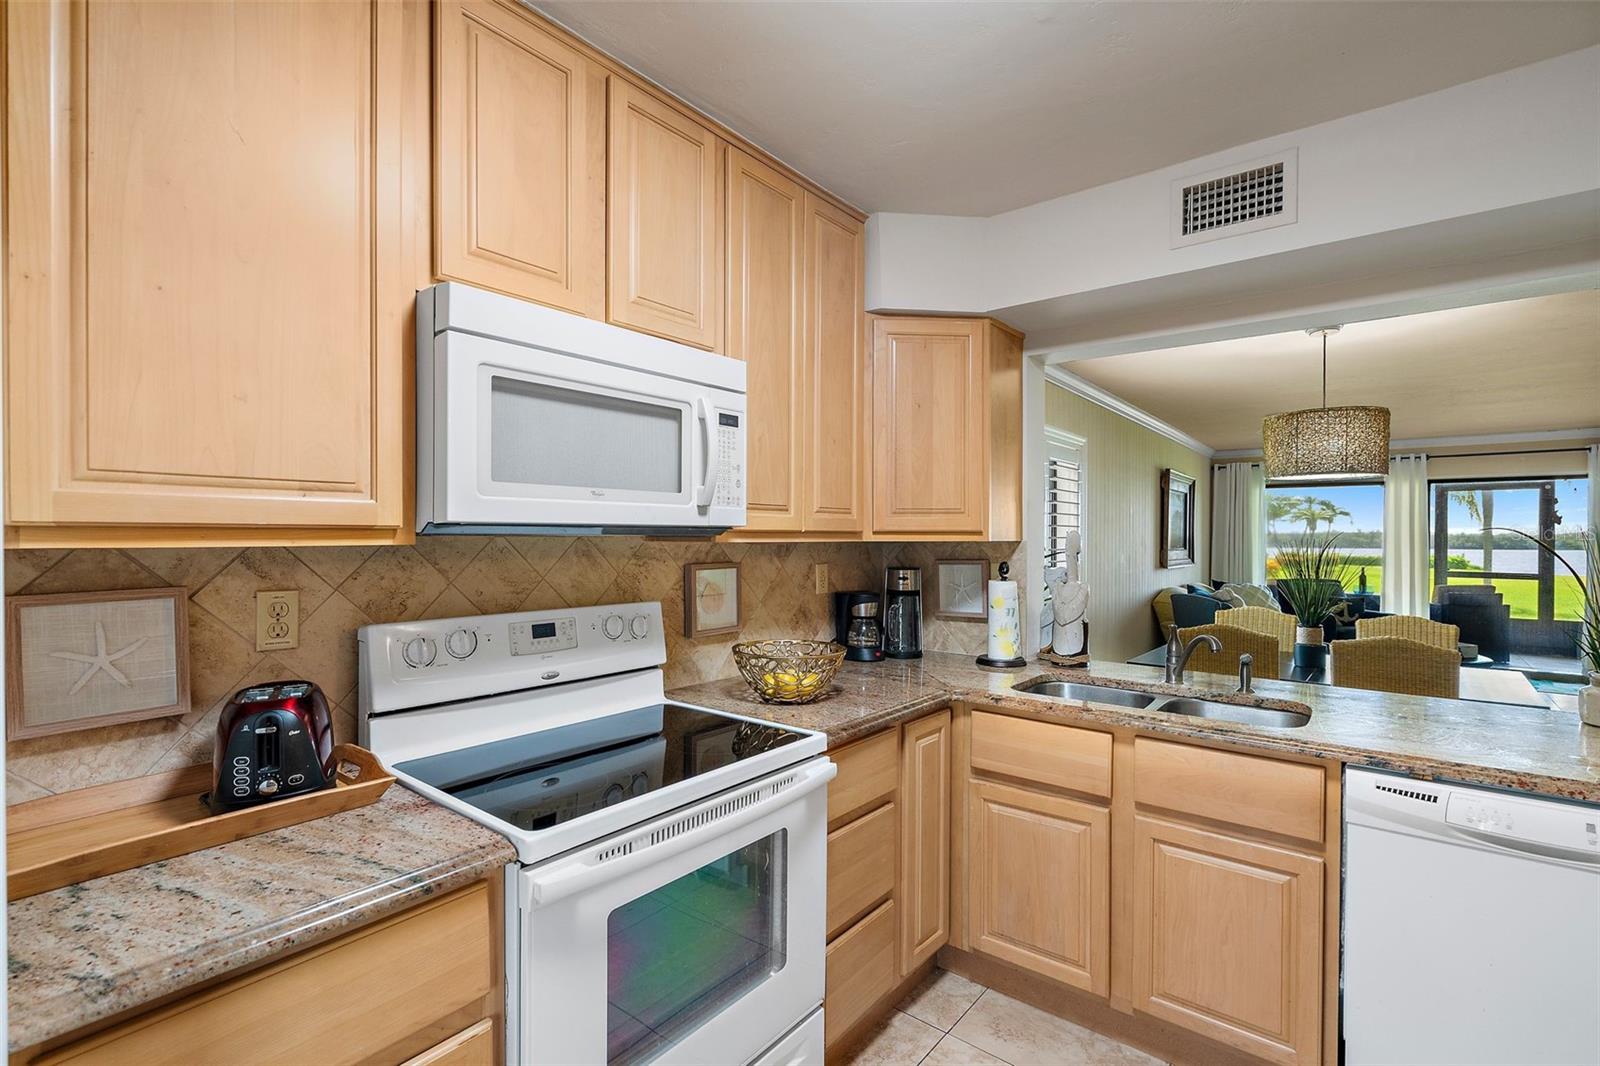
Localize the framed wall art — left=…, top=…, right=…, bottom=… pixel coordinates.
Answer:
left=684, top=562, right=742, bottom=638
left=6, top=587, right=191, bottom=740
left=1160, top=468, right=1197, bottom=568
left=933, top=559, right=988, bottom=620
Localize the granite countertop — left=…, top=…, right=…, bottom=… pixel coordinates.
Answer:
left=7, top=787, right=516, bottom=1053
left=669, top=651, right=1600, bottom=804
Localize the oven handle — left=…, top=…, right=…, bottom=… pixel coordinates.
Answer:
left=694, top=396, right=720, bottom=509
left=525, top=758, right=835, bottom=907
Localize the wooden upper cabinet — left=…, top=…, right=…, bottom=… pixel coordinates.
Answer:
left=4, top=0, right=427, bottom=534
left=869, top=316, right=1022, bottom=539
left=607, top=78, right=724, bottom=351
left=725, top=148, right=805, bottom=530
left=434, top=0, right=604, bottom=317
left=801, top=196, right=867, bottom=533
left=871, top=318, right=987, bottom=536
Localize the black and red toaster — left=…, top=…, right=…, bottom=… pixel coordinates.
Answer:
left=208, top=680, right=336, bottom=814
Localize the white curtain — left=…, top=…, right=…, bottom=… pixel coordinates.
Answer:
left=1588, top=445, right=1598, bottom=623
left=1211, top=462, right=1266, bottom=585
left=1383, top=453, right=1430, bottom=616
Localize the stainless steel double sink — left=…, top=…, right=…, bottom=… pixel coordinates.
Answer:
left=1013, top=679, right=1311, bottom=729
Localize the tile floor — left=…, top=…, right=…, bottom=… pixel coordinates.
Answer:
left=843, top=969, right=1164, bottom=1066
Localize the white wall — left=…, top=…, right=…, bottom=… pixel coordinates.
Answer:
left=866, top=46, right=1600, bottom=322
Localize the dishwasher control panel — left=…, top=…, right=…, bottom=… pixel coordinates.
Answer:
left=1444, top=790, right=1600, bottom=857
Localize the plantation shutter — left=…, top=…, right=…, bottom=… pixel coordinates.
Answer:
left=1042, top=434, right=1086, bottom=647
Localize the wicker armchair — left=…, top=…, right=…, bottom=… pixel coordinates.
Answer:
left=1330, top=636, right=1459, bottom=698
left=1174, top=624, right=1281, bottom=680
left=1222, top=605, right=1298, bottom=651
left=1355, top=615, right=1459, bottom=651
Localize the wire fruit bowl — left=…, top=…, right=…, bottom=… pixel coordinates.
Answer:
left=732, top=639, right=845, bottom=704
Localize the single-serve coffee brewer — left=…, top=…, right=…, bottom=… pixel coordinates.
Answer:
left=882, top=567, right=923, bottom=659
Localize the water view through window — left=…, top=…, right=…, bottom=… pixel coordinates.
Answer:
left=1266, top=482, right=1386, bottom=596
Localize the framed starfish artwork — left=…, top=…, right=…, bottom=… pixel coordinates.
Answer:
left=6, top=587, right=190, bottom=740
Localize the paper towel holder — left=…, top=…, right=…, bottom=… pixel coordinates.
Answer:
left=976, top=561, right=1028, bottom=669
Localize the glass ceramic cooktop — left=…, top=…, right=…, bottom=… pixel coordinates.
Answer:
left=395, top=704, right=806, bottom=833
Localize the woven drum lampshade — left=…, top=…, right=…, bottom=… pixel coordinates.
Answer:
left=1262, top=326, right=1391, bottom=480
left=1262, top=405, right=1391, bottom=480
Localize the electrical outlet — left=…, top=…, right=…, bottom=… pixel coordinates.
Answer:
left=255, top=590, right=299, bottom=652
left=813, top=563, right=829, bottom=594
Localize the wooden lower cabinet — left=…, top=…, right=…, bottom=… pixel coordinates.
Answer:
left=899, top=710, right=951, bottom=973
left=827, top=800, right=898, bottom=939
left=1130, top=816, right=1324, bottom=1066
left=22, top=880, right=502, bottom=1066
left=968, top=779, right=1109, bottom=996
left=825, top=899, right=899, bottom=1047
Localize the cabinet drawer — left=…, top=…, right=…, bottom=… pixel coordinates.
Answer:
left=39, top=883, right=495, bottom=1065
left=401, top=1019, right=496, bottom=1066
left=828, top=729, right=898, bottom=825
left=827, top=801, right=897, bottom=939
left=824, top=899, right=898, bottom=1048
left=1133, top=737, right=1325, bottom=844
left=970, top=711, right=1111, bottom=798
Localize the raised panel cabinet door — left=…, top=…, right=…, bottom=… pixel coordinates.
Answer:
left=900, top=710, right=951, bottom=974
left=870, top=318, right=987, bottom=536
left=1131, top=816, right=1323, bottom=1066
left=607, top=78, right=723, bottom=351
left=4, top=0, right=425, bottom=529
left=801, top=194, right=866, bottom=532
left=434, top=0, right=604, bottom=317
left=725, top=147, right=805, bottom=530
left=968, top=779, right=1109, bottom=996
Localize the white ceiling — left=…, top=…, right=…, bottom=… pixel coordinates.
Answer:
left=534, top=1, right=1600, bottom=216
left=1064, top=291, right=1600, bottom=452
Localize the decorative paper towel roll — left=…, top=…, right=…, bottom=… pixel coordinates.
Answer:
left=978, top=562, right=1026, bottom=667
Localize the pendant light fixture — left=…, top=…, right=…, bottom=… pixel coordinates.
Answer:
left=1262, top=326, right=1390, bottom=480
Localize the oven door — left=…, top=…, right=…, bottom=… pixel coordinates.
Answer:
left=428, top=329, right=745, bottom=530
left=517, top=758, right=833, bottom=1066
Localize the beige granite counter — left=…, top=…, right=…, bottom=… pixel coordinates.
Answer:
left=669, top=651, right=1600, bottom=804
left=7, top=786, right=516, bottom=1053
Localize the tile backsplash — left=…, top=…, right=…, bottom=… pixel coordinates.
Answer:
left=5, top=538, right=1018, bottom=801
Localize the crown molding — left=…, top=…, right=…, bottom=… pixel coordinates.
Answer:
left=1043, top=367, right=1215, bottom=457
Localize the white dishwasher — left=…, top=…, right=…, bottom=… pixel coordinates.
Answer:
left=1344, top=768, right=1600, bottom=1065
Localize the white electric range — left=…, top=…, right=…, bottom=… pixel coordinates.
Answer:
left=358, top=601, right=833, bottom=1066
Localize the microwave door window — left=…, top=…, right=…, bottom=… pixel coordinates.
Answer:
left=490, top=377, right=684, bottom=495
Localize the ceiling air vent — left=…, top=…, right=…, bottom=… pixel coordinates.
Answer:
left=1171, top=148, right=1298, bottom=248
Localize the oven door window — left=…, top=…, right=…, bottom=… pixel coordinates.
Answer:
left=607, top=830, right=788, bottom=1065
left=490, top=375, right=684, bottom=495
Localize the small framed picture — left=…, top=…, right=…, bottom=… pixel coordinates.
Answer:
left=933, top=559, right=988, bottom=620
left=1160, top=468, right=1197, bottom=568
left=684, top=562, right=742, bottom=638
left=6, top=587, right=191, bottom=740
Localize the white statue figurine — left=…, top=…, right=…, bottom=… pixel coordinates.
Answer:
left=1048, top=530, right=1089, bottom=658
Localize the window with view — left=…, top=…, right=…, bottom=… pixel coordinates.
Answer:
left=1429, top=476, right=1590, bottom=662
left=1042, top=431, right=1085, bottom=649
left=1265, top=482, right=1385, bottom=597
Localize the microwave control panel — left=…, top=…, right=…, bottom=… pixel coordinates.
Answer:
left=714, top=412, right=744, bottom=509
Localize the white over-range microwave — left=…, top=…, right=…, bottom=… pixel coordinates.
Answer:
left=416, top=282, right=747, bottom=535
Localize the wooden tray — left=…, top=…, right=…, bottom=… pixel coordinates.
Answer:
left=7, top=744, right=394, bottom=901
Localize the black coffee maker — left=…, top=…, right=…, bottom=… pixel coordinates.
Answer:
left=833, top=591, right=882, bottom=662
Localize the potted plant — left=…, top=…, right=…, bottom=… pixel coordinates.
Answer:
left=1271, top=531, right=1354, bottom=670
left=1480, top=523, right=1599, bottom=727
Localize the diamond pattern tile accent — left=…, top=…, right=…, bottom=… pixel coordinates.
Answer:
left=3, top=537, right=1014, bottom=799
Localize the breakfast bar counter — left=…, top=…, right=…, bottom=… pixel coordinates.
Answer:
left=7, top=786, right=516, bottom=1053
left=669, top=651, right=1600, bottom=803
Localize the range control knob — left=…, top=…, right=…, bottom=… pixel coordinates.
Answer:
left=445, top=628, right=478, bottom=659
left=602, top=614, right=625, bottom=640
left=401, top=635, right=437, bottom=668
left=630, top=614, right=650, bottom=639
